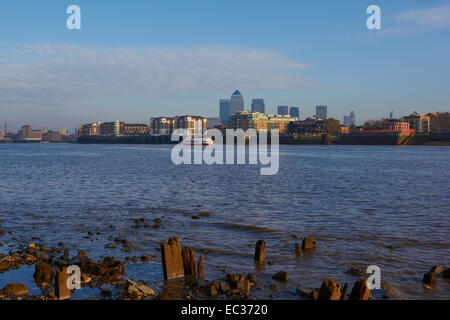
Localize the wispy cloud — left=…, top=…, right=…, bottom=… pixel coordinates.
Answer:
left=395, top=4, right=450, bottom=30
left=0, top=43, right=309, bottom=111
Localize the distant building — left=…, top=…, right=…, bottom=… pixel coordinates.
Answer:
left=343, top=111, right=356, bottom=127
left=122, top=124, right=150, bottom=135
left=57, top=128, right=68, bottom=135
left=0, top=130, right=4, bottom=140
left=219, top=99, right=231, bottom=125
left=79, top=123, right=100, bottom=137
left=340, top=126, right=350, bottom=134
left=40, top=127, right=49, bottom=134
left=4, top=123, right=8, bottom=136
left=100, top=121, right=124, bottom=136
left=316, top=105, right=328, bottom=120
left=227, top=111, right=297, bottom=134
left=150, top=117, right=175, bottom=135
left=277, top=106, right=289, bottom=116
left=288, top=117, right=326, bottom=135
left=386, top=119, right=410, bottom=132
left=43, top=131, right=62, bottom=142
left=227, top=111, right=269, bottom=133
left=151, top=116, right=207, bottom=137
left=175, top=115, right=207, bottom=137
left=427, top=112, right=450, bottom=133
left=403, top=111, right=430, bottom=133
left=20, top=125, right=32, bottom=139
left=289, top=107, right=299, bottom=118
left=251, top=99, right=265, bottom=114
left=206, top=117, right=222, bottom=129
left=230, top=90, right=244, bottom=115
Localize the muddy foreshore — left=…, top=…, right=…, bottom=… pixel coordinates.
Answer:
left=0, top=219, right=448, bottom=300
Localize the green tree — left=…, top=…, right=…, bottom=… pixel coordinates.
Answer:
left=325, top=118, right=341, bottom=134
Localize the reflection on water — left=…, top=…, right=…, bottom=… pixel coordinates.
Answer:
left=0, top=144, right=449, bottom=299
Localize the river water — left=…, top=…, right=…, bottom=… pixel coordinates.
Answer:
left=0, top=144, right=448, bottom=299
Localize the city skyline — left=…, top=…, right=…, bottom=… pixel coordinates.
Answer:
left=1, top=1, right=450, bottom=131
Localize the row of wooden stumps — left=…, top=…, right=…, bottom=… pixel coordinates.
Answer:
left=254, top=237, right=316, bottom=264
left=161, top=237, right=204, bottom=280
left=253, top=239, right=370, bottom=300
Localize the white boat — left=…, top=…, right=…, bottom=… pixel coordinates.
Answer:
left=183, top=137, right=214, bottom=146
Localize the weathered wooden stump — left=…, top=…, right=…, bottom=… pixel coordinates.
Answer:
left=161, top=237, right=184, bottom=280
left=317, top=279, right=342, bottom=300
left=295, top=243, right=301, bottom=256
left=197, top=255, right=204, bottom=279
left=349, top=279, right=371, bottom=300
left=301, top=237, right=316, bottom=251
left=254, top=240, right=266, bottom=263
left=182, top=247, right=196, bottom=277
left=55, top=266, right=71, bottom=300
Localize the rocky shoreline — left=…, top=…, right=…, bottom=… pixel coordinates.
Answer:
left=1, top=233, right=448, bottom=301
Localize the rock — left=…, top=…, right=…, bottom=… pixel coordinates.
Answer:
left=430, top=266, right=445, bottom=274
left=254, top=240, right=266, bottom=263
left=349, top=280, right=370, bottom=300
left=197, top=255, right=204, bottom=279
left=219, top=282, right=230, bottom=293
left=105, top=243, right=117, bottom=249
left=301, top=237, right=317, bottom=251
left=0, top=283, right=29, bottom=297
left=295, top=243, right=301, bottom=256
left=246, top=274, right=257, bottom=284
left=34, top=262, right=53, bottom=287
left=126, top=279, right=155, bottom=298
left=207, top=284, right=219, bottom=297
left=154, top=218, right=161, bottom=224
left=387, top=244, right=401, bottom=249
left=160, top=237, right=184, bottom=280
left=77, top=251, right=88, bottom=260
left=55, top=266, right=71, bottom=300
left=345, top=267, right=366, bottom=276
left=196, top=278, right=209, bottom=288
left=269, top=284, right=278, bottom=291
left=182, top=247, right=196, bottom=277
left=272, top=271, right=288, bottom=282
left=199, top=212, right=210, bottom=217
left=140, top=255, right=151, bottom=262
left=423, top=272, right=436, bottom=285
left=79, top=257, right=126, bottom=282
left=63, top=248, right=69, bottom=257
left=318, top=279, right=342, bottom=300
left=191, top=216, right=200, bottom=220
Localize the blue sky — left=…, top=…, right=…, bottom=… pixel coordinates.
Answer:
left=1, top=0, right=450, bottom=131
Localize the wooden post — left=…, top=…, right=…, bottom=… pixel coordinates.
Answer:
left=182, top=247, right=196, bottom=277
left=161, top=237, right=184, bottom=280
left=295, top=243, right=301, bottom=256
left=197, top=255, right=204, bottom=279
left=254, top=240, right=266, bottom=263
left=317, top=279, right=342, bottom=300
left=349, top=280, right=370, bottom=300
left=55, top=267, right=71, bottom=300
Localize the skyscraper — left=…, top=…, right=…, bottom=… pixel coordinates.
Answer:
left=4, top=123, right=8, bottom=135
left=230, top=90, right=244, bottom=115
left=251, top=99, right=265, bottom=114
left=219, top=99, right=231, bottom=125
left=316, top=105, right=327, bottom=119
left=344, top=111, right=356, bottom=127
left=277, top=106, right=289, bottom=115
left=290, top=107, right=299, bottom=118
